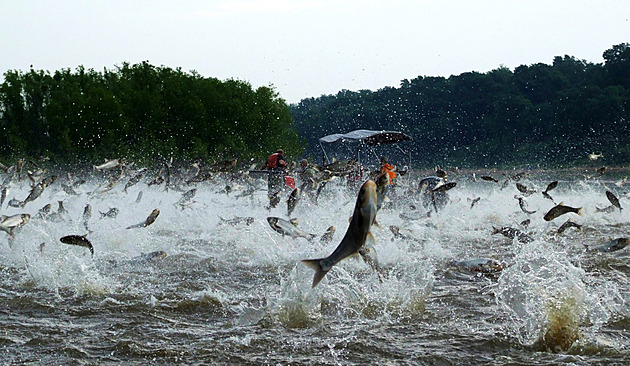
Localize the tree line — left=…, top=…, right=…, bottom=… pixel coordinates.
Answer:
left=290, top=43, right=630, bottom=169
left=0, top=61, right=303, bottom=168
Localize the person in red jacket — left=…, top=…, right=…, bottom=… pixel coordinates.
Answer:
left=262, top=149, right=288, bottom=171
left=262, top=149, right=288, bottom=207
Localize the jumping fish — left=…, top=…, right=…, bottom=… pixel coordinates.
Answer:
left=7, top=198, right=23, bottom=208
left=0, top=213, right=30, bottom=232
left=126, top=209, right=160, bottom=229
left=82, top=204, right=92, bottom=230
left=605, top=190, right=622, bottom=211
left=177, top=188, right=196, bottom=207
left=287, top=187, right=301, bottom=217
left=542, top=181, right=558, bottom=202
left=557, top=220, right=582, bottom=234
left=0, top=213, right=30, bottom=237
left=100, top=207, right=119, bottom=218
left=41, top=174, right=58, bottom=188
left=59, top=235, right=94, bottom=256
left=61, top=184, right=79, bottom=196
left=517, top=196, right=537, bottom=215
left=302, top=180, right=378, bottom=288
left=0, top=186, right=6, bottom=206
left=543, top=203, right=582, bottom=221
left=219, top=216, right=255, bottom=226
left=516, top=183, right=536, bottom=196
left=320, top=226, right=336, bottom=243
left=57, top=200, right=68, bottom=215
left=584, top=238, right=629, bottom=253
left=124, top=170, right=145, bottom=193
left=267, top=217, right=316, bottom=240
left=36, top=203, right=52, bottom=219
left=469, top=197, right=481, bottom=209
left=269, top=191, right=281, bottom=209
left=93, top=159, right=121, bottom=171
left=207, top=159, right=237, bottom=173
left=595, top=205, right=616, bottom=214
left=492, top=226, right=533, bottom=243
left=544, top=181, right=558, bottom=193
left=21, top=183, right=45, bottom=207
left=432, top=182, right=457, bottom=193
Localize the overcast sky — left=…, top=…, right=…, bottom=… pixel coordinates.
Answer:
left=2, top=0, right=629, bottom=103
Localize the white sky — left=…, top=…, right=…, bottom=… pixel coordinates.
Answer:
left=1, top=0, right=629, bottom=103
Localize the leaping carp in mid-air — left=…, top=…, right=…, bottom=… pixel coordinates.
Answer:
left=127, top=209, right=160, bottom=229
left=93, top=159, right=122, bottom=171
left=59, top=234, right=94, bottom=257
left=605, top=190, right=622, bottom=211
left=543, top=203, right=582, bottom=221
left=584, top=237, right=629, bottom=253
left=267, top=217, right=316, bottom=241
left=302, top=180, right=378, bottom=288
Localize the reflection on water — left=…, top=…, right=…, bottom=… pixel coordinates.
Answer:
left=0, top=169, right=629, bottom=364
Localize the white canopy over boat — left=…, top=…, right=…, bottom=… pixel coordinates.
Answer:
left=319, top=129, right=411, bottom=146
left=318, top=129, right=412, bottom=170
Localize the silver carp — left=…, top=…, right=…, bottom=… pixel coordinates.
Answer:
left=543, top=203, right=582, bottom=221
left=584, top=238, right=629, bottom=253
left=59, top=235, right=94, bottom=256
left=127, top=209, right=160, bottom=229
left=302, top=180, right=378, bottom=288
left=287, top=187, right=301, bottom=217
left=319, top=226, right=336, bottom=243
left=267, top=217, right=316, bottom=240
left=606, top=190, right=622, bottom=211
left=94, top=159, right=121, bottom=171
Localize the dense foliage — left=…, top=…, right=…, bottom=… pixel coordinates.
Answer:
left=291, top=43, right=630, bottom=168
left=0, top=62, right=303, bottom=166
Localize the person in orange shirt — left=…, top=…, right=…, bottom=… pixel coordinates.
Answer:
left=262, top=149, right=288, bottom=207
left=379, top=156, right=397, bottom=185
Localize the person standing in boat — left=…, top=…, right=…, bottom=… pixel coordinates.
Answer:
left=262, top=149, right=288, bottom=205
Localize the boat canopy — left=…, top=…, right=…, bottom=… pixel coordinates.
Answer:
left=319, top=129, right=411, bottom=146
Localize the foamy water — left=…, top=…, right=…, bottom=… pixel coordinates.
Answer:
left=1, top=169, right=629, bottom=364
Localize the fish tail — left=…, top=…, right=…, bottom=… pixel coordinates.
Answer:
left=301, top=259, right=328, bottom=288
left=577, top=207, right=583, bottom=216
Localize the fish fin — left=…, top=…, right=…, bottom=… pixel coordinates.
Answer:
left=301, top=259, right=328, bottom=288
left=290, top=218, right=299, bottom=226
left=366, top=231, right=376, bottom=247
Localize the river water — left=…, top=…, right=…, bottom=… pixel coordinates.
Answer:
left=1, top=168, right=629, bottom=365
